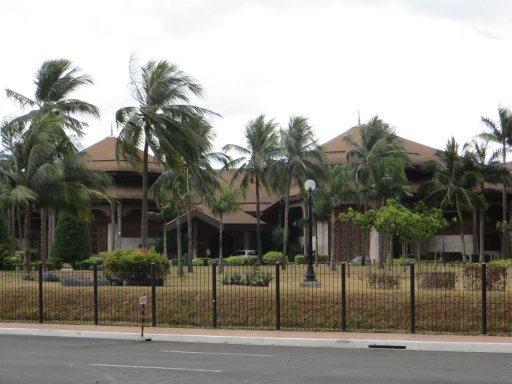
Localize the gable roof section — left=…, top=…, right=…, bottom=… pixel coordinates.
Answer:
left=322, top=126, right=438, bottom=167
left=84, top=137, right=162, bottom=173
left=165, top=205, right=268, bottom=231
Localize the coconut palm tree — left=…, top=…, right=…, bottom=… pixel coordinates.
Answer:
left=223, top=115, right=280, bottom=259
left=480, top=107, right=512, bottom=257
left=203, top=183, right=241, bottom=272
left=116, top=57, right=216, bottom=247
left=5, top=59, right=99, bottom=137
left=271, top=116, right=327, bottom=267
left=182, top=117, right=229, bottom=272
left=463, top=138, right=509, bottom=263
left=344, top=116, right=411, bottom=209
left=0, top=115, right=112, bottom=275
left=420, top=138, right=486, bottom=262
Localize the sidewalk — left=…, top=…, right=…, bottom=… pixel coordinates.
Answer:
left=1, top=323, right=511, bottom=353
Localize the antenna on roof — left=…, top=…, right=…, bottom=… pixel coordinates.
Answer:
left=110, top=123, right=114, bottom=137
left=357, top=109, right=361, bottom=126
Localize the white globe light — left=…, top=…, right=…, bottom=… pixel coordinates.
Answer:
left=304, top=179, right=316, bottom=191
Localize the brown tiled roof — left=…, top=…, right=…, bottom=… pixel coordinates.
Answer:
left=84, top=137, right=162, bottom=173
left=322, top=126, right=438, bottom=167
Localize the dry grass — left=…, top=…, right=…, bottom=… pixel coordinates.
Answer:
left=0, top=264, right=511, bottom=335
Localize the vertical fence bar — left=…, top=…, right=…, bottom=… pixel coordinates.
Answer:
left=38, top=262, right=43, bottom=324
left=212, top=262, right=217, bottom=328
left=481, top=263, right=487, bottom=335
left=93, top=263, right=98, bottom=325
left=275, top=263, right=281, bottom=330
left=151, top=263, right=156, bottom=327
left=341, top=262, right=347, bottom=331
left=410, top=262, right=415, bottom=334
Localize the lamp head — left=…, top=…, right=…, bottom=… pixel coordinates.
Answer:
left=304, top=179, right=316, bottom=192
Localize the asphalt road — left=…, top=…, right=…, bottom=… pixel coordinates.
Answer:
left=0, top=335, right=511, bottom=384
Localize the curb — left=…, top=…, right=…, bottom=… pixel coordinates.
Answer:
left=1, top=327, right=511, bottom=353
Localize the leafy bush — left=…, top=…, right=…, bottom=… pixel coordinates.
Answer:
left=392, top=257, right=415, bottom=266
left=220, top=267, right=273, bottom=287
left=170, top=258, right=185, bottom=266
left=75, top=256, right=103, bottom=270
left=192, top=258, right=209, bottom=266
left=463, top=265, right=507, bottom=291
left=418, top=271, right=456, bottom=289
left=51, top=211, right=91, bottom=267
left=263, top=251, right=283, bottom=265
left=103, top=247, right=169, bottom=285
left=316, top=254, right=328, bottom=263
left=3, top=253, right=22, bottom=270
left=489, top=259, right=512, bottom=267
left=366, top=272, right=401, bottom=289
left=294, top=255, right=306, bottom=264
left=423, top=252, right=462, bottom=262
left=224, top=256, right=246, bottom=266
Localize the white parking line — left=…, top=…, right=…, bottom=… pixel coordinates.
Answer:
left=160, top=350, right=276, bottom=357
left=89, top=363, right=222, bottom=373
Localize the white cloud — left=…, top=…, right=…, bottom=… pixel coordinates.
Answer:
left=1, top=0, right=512, bottom=153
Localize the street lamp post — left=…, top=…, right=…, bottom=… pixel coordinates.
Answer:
left=302, top=179, right=319, bottom=287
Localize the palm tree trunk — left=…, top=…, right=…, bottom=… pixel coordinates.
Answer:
left=255, top=176, right=262, bottom=259
left=460, top=219, right=467, bottom=262
left=472, top=208, right=478, bottom=257
left=187, top=168, right=193, bottom=273
left=141, top=138, right=149, bottom=247
left=329, top=210, right=336, bottom=271
left=176, top=211, right=183, bottom=277
left=187, top=208, right=193, bottom=272
left=282, top=178, right=292, bottom=269
left=162, top=221, right=168, bottom=259
left=502, top=143, right=508, bottom=258
left=23, top=207, right=31, bottom=279
left=219, top=213, right=224, bottom=273
left=479, top=208, right=485, bottom=264
left=40, top=207, right=47, bottom=265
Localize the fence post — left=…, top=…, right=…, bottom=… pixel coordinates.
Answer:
left=212, top=262, right=217, bottom=328
left=93, top=262, right=98, bottom=325
left=410, top=262, right=415, bottom=333
left=275, top=263, right=281, bottom=330
left=151, top=262, right=156, bottom=327
left=341, top=262, right=347, bottom=331
left=481, top=263, right=487, bottom=335
left=38, top=262, right=43, bottom=324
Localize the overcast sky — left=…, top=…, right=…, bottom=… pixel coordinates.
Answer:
left=2, top=0, right=512, bottom=153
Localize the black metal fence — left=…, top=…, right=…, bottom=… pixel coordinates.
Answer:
left=1, top=262, right=511, bottom=335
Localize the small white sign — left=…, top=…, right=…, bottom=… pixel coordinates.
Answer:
left=139, top=296, right=148, bottom=306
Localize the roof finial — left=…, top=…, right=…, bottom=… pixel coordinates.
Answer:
left=110, top=122, right=114, bottom=137
left=357, top=109, right=361, bottom=126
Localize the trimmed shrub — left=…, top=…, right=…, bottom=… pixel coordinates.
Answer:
left=51, top=211, right=91, bottom=267
left=224, top=256, right=246, bottom=266
left=316, top=254, right=328, bottom=263
left=366, top=272, right=401, bottom=289
left=418, top=271, right=456, bottom=289
left=294, top=255, right=306, bottom=265
left=103, top=247, right=169, bottom=285
left=75, top=256, right=103, bottom=270
left=392, top=257, right=415, bottom=266
left=3, top=253, right=22, bottom=270
left=263, top=251, right=282, bottom=265
left=463, top=264, right=507, bottom=291
left=220, top=267, right=273, bottom=287
left=192, top=258, right=209, bottom=266
left=424, top=252, right=462, bottom=262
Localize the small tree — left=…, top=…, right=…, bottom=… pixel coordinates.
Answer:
left=204, top=183, right=242, bottom=272
left=51, top=211, right=91, bottom=268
